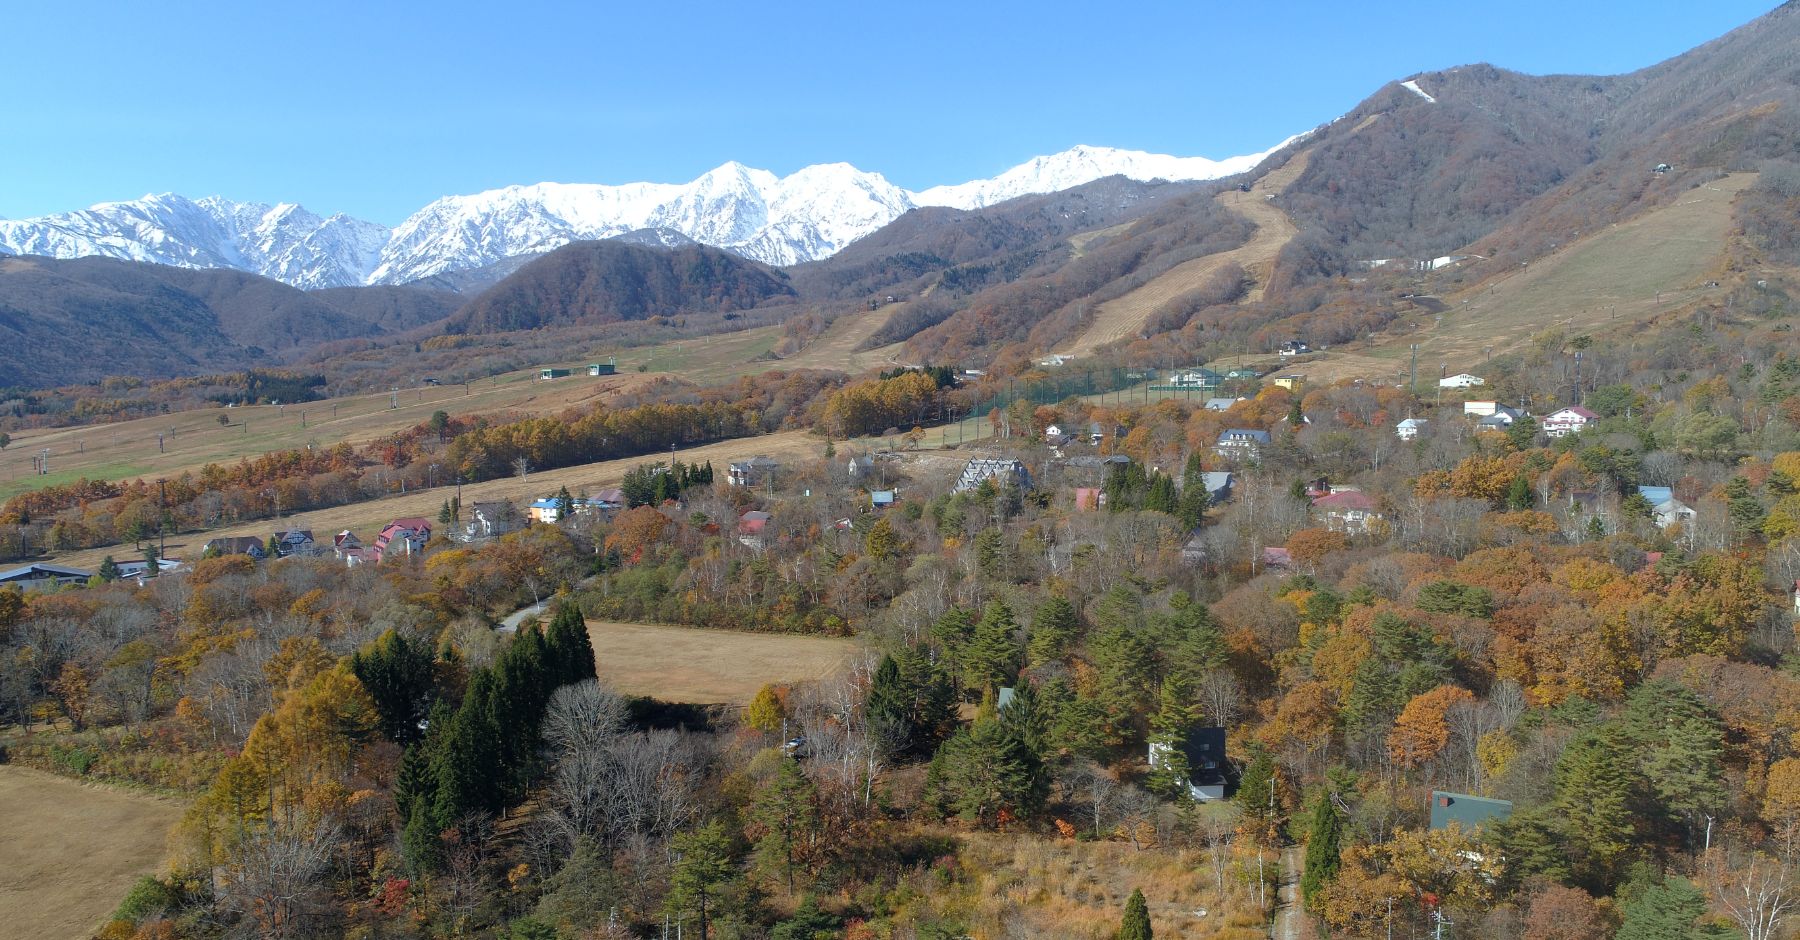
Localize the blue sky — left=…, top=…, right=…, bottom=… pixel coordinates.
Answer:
left=0, top=0, right=1780, bottom=224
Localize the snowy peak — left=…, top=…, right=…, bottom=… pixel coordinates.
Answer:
left=2, top=138, right=1293, bottom=287
left=0, top=194, right=386, bottom=289
left=914, top=140, right=1298, bottom=210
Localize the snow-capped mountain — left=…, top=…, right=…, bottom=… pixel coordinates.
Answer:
left=0, top=195, right=388, bottom=290
left=1, top=139, right=1292, bottom=288
left=912, top=141, right=1292, bottom=210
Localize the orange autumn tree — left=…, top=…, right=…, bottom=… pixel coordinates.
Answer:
left=1288, top=528, right=1350, bottom=569
left=1388, top=685, right=1475, bottom=768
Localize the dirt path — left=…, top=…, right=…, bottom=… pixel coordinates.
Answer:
left=1062, top=150, right=1310, bottom=357
left=0, top=765, right=183, bottom=940
left=1272, top=845, right=1303, bottom=940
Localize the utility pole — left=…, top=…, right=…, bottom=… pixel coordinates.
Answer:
left=1409, top=344, right=1419, bottom=396
left=1573, top=350, right=1583, bottom=405
left=158, top=479, right=167, bottom=559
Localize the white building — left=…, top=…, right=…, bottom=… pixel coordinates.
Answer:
left=1439, top=373, right=1486, bottom=389
left=1542, top=406, right=1598, bottom=438
left=1396, top=417, right=1430, bottom=440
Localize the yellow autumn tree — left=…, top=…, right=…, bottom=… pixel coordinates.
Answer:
left=1388, top=685, right=1475, bottom=768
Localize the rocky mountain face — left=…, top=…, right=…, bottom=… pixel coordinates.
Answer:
left=0, top=144, right=1287, bottom=288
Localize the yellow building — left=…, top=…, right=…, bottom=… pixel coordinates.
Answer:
left=1271, top=374, right=1306, bottom=392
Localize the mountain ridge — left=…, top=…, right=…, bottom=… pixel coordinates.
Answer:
left=0, top=142, right=1292, bottom=290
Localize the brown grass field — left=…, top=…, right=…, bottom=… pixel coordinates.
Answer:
left=1296, top=172, right=1755, bottom=385
left=1062, top=149, right=1310, bottom=357
left=0, top=765, right=182, bottom=940
left=585, top=620, right=857, bottom=705
left=0, top=368, right=660, bottom=502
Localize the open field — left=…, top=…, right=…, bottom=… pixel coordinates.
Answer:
left=41, top=428, right=832, bottom=571
left=1061, top=149, right=1310, bottom=357
left=1296, top=172, right=1755, bottom=385
left=0, top=765, right=182, bottom=940
left=585, top=620, right=857, bottom=705
left=0, top=368, right=659, bottom=502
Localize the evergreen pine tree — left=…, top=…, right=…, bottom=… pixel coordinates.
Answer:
left=1553, top=725, right=1639, bottom=891
left=1236, top=746, right=1282, bottom=842
left=751, top=756, right=820, bottom=893
left=1143, top=473, right=1179, bottom=515
left=1505, top=474, right=1534, bottom=511
left=961, top=600, right=1022, bottom=696
left=1145, top=676, right=1197, bottom=797
left=351, top=629, right=438, bottom=745
left=1118, top=888, right=1153, bottom=940
left=555, top=486, right=575, bottom=521
left=667, top=821, right=735, bottom=940
left=1026, top=595, right=1080, bottom=667
left=431, top=673, right=504, bottom=823
left=1300, top=793, right=1344, bottom=909
left=97, top=555, right=119, bottom=582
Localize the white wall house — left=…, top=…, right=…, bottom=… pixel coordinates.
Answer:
left=1440, top=373, right=1486, bottom=389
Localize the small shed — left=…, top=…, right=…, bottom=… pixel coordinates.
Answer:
left=588, top=358, right=618, bottom=376
left=539, top=367, right=572, bottom=380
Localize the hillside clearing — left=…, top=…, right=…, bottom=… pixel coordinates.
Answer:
left=1295, top=172, right=1756, bottom=385
left=775, top=303, right=909, bottom=373
left=0, top=765, right=182, bottom=940
left=1061, top=149, right=1309, bottom=356
left=585, top=620, right=857, bottom=705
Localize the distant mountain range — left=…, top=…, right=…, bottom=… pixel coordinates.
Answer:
left=0, top=143, right=1288, bottom=290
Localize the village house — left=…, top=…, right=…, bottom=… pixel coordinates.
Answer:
left=728, top=456, right=781, bottom=487
left=1542, top=405, right=1598, bottom=438
left=114, top=558, right=187, bottom=584
left=1271, top=374, right=1305, bottom=392
left=1278, top=340, right=1311, bottom=357
left=373, top=518, right=432, bottom=562
left=1396, top=417, right=1430, bottom=440
left=954, top=457, right=1033, bottom=493
left=202, top=536, right=267, bottom=559
left=0, top=562, right=94, bottom=592
left=1043, top=423, right=1071, bottom=446
left=1475, top=413, right=1517, bottom=434
left=737, top=510, right=772, bottom=551
left=1312, top=489, right=1384, bottom=534
left=1074, top=487, right=1107, bottom=511
left=869, top=490, right=897, bottom=511
left=592, top=487, right=626, bottom=511
left=1204, top=397, right=1241, bottom=412
left=1214, top=429, right=1272, bottom=460
left=1148, top=727, right=1231, bottom=801
left=1439, top=373, right=1486, bottom=389
left=1261, top=546, right=1292, bottom=571
left=1632, top=485, right=1696, bottom=528
left=1200, top=471, right=1234, bottom=504
left=845, top=453, right=876, bottom=480
left=529, top=496, right=599, bottom=524
left=1225, top=367, right=1263, bottom=383
left=1087, top=421, right=1105, bottom=445
left=461, top=501, right=522, bottom=541
left=272, top=529, right=317, bottom=557
left=1429, top=791, right=1513, bottom=831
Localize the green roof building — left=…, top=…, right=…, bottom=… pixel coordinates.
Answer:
left=1429, top=790, right=1512, bottom=831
